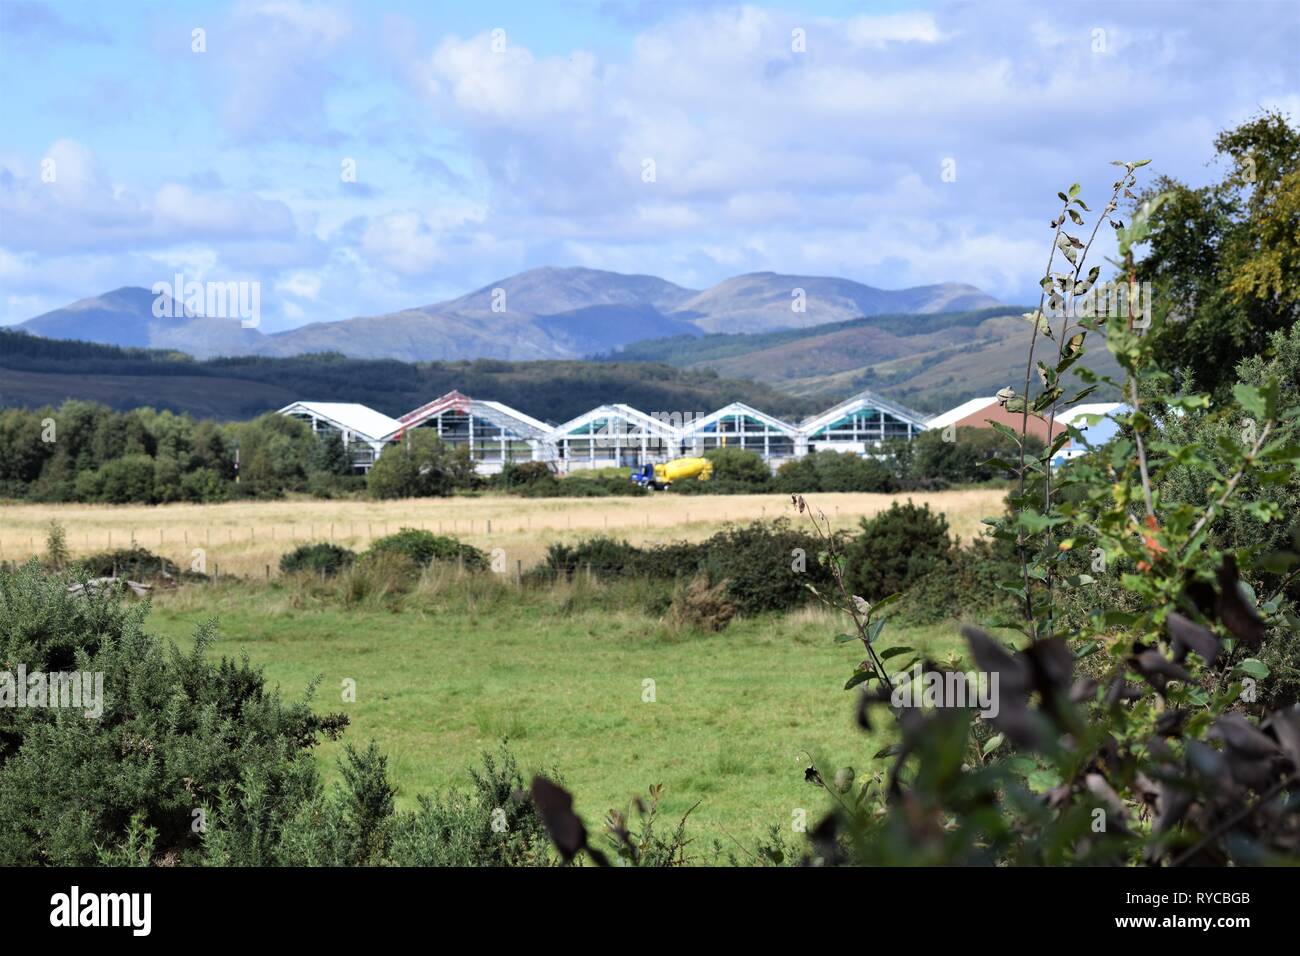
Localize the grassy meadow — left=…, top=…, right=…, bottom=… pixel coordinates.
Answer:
left=146, top=572, right=963, bottom=854
left=5, top=488, right=995, bottom=853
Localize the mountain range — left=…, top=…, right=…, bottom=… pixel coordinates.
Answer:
left=11, top=267, right=1002, bottom=363
left=604, top=305, right=1125, bottom=414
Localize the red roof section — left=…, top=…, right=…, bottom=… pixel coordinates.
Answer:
left=398, top=389, right=474, bottom=425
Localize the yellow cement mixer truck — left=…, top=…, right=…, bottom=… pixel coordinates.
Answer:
left=629, top=457, right=713, bottom=490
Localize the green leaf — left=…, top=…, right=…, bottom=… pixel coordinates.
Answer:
left=1018, top=509, right=1067, bottom=533
left=1233, top=383, right=1267, bottom=420
left=844, top=669, right=874, bottom=690
left=1234, top=658, right=1269, bottom=679
left=988, top=421, right=1024, bottom=445
left=870, top=593, right=903, bottom=615
left=880, top=645, right=915, bottom=660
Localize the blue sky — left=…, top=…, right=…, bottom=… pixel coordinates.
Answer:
left=1, top=0, right=1297, bottom=331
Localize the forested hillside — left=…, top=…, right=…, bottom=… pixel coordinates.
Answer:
left=0, top=330, right=823, bottom=423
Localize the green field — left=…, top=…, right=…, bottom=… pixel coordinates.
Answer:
left=146, top=577, right=961, bottom=854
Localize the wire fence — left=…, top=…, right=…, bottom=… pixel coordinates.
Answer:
left=0, top=501, right=824, bottom=563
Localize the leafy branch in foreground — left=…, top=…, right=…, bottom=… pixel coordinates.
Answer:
left=783, top=157, right=1300, bottom=866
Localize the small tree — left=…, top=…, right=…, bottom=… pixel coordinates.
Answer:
left=308, top=431, right=354, bottom=477
left=367, top=431, right=473, bottom=499
left=45, top=520, right=69, bottom=570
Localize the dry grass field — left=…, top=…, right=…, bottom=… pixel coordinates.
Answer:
left=0, top=489, right=1006, bottom=577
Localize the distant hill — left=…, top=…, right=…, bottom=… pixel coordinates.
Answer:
left=12, top=266, right=1002, bottom=363
left=17, top=287, right=264, bottom=358
left=0, top=328, right=824, bottom=423
left=672, top=273, right=999, bottom=333
left=601, top=306, right=1123, bottom=414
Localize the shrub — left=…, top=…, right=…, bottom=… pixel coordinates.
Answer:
left=387, top=746, right=555, bottom=866
left=537, top=521, right=835, bottom=615
left=666, top=572, right=737, bottom=633
left=0, top=561, right=348, bottom=865
left=0, top=560, right=589, bottom=867
left=515, top=475, right=646, bottom=498
left=496, top=461, right=556, bottom=488
left=367, top=528, right=488, bottom=571
left=772, top=450, right=898, bottom=493
left=76, top=546, right=187, bottom=581
left=843, top=501, right=953, bottom=602
left=279, top=542, right=356, bottom=577
left=701, top=520, right=835, bottom=614
left=702, top=447, right=770, bottom=486
left=45, top=521, right=69, bottom=571
left=892, top=537, right=1017, bottom=626
left=542, top=537, right=645, bottom=579
left=179, top=467, right=230, bottom=503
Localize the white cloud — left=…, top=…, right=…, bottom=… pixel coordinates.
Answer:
left=424, top=33, right=601, bottom=122
left=4, top=0, right=1296, bottom=326
left=210, top=0, right=352, bottom=141
left=842, top=12, right=945, bottom=48
left=277, top=272, right=322, bottom=299
left=359, top=211, right=444, bottom=275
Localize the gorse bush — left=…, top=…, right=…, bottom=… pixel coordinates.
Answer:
left=542, top=537, right=645, bottom=578
left=0, top=560, right=349, bottom=865
left=279, top=542, right=356, bottom=577
left=842, top=501, right=953, bottom=603
left=514, top=475, right=647, bottom=497
left=891, top=536, right=1018, bottom=627
left=366, top=528, right=488, bottom=571
left=539, top=520, right=836, bottom=616
left=44, top=521, right=69, bottom=570
left=386, top=745, right=556, bottom=866
left=76, top=546, right=191, bottom=581
left=0, top=560, right=595, bottom=866
left=495, top=460, right=557, bottom=488
left=0, top=559, right=696, bottom=867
